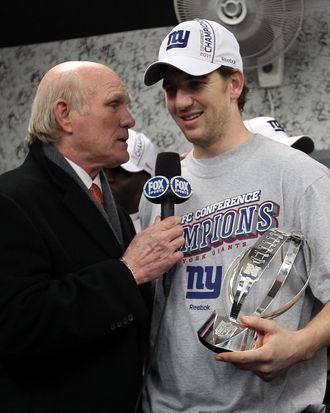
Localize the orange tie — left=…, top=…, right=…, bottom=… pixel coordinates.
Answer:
left=89, top=183, right=104, bottom=207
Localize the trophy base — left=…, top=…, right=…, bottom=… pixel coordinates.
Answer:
left=197, top=311, right=257, bottom=353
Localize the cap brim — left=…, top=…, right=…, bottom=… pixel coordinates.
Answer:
left=144, top=56, right=221, bottom=86
left=121, top=161, right=144, bottom=173
left=289, top=136, right=314, bottom=154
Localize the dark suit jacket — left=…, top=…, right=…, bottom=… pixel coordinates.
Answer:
left=0, top=141, right=151, bottom=413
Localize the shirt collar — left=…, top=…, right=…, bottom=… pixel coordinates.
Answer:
left=64, top=157, right=102, bottom=190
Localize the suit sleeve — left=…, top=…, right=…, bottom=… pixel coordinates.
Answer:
left=0, top=192, right=150, bottom=357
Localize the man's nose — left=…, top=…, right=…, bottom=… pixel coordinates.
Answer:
left=175, top=89, right=193, bottom=109
left=121, top=108, right=135, bottom=129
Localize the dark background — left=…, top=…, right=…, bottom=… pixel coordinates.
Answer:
left=0, top=0, right=178, bottom=48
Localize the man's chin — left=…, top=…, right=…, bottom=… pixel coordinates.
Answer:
left=182, top=131, right=201, bottom=144
left=105, top=157, right=128, bottom=169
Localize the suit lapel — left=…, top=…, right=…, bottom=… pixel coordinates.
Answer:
left=61, top=182, right=124, bottom=255
left=29, top=141, right=125, bottom=256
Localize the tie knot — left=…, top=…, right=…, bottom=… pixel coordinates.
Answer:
left=89, top=183, right=104, bottom=207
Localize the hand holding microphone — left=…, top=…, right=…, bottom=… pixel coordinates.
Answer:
left=122, top=215, right=184, bottom=285
left=143, top=152, right=192, bottom=296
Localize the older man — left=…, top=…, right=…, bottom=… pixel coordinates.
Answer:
left=0, top=61, right=184, bottom=413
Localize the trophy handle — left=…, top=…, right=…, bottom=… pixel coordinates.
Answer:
left=260, top=235, right=312, bottom=319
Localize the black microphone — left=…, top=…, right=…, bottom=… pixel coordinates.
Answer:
left=143, top=152, right=192, bottom=296
left=156, top=152, right=181, bottom=219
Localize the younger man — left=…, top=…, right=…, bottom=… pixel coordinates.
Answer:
left=141, top=19, right=330, bottom=412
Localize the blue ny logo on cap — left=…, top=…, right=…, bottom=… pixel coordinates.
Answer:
left=166, top=30, right=190, bottom=50
left=267, top=119, right=285, bottom=133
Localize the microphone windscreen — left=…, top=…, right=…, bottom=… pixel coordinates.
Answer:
left=155, top=152, right=181, bottom=179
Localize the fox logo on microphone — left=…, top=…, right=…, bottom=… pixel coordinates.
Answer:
left=170, top=176, right=192, bottom=200
left=143, top=176, right=169, bottom=200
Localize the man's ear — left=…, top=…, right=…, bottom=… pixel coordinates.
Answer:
left=229, top=70, right=245, bottom=101
left=53, top=99, right=73, bottom=133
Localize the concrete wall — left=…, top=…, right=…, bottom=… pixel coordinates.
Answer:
left=0, top=4, right=329, bottom=173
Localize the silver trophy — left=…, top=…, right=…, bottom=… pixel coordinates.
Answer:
left=198, top=228, right=311, bottom=353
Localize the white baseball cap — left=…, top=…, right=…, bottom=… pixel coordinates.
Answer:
left=244, top=116, right=314, bottom=154
left=144, top=18, right=243, bottom=86
left=121, top=129, right=157, bottom=175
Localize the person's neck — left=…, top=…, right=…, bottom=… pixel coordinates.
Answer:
left=193, top=117, right=252, bottom=159
left=54, top=143, right=101, bottom=179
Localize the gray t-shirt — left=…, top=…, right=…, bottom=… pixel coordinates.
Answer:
left=140, top=135, right=330, bottom=413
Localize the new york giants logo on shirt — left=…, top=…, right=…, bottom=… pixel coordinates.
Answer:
left=166, top=30, right=190, bottom=50
left=182, top=190, right=280, bottom=308
left=186, top=266, right=222, bottom=299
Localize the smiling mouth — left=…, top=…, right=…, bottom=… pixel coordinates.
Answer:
left=181, top=112, right=202, bottom=122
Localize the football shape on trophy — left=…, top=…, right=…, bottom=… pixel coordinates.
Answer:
left=198, top=228, right=311, bottom=353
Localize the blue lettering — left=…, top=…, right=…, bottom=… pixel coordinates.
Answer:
left=182, top=223, right=200, bottom=254
left=186, top=265, right=222, bottom=299
left=167, top=30, right=190, bottom=50
left=257, top=202, right=279, bottom=231
left=236, top=205, right=258, bottom=237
